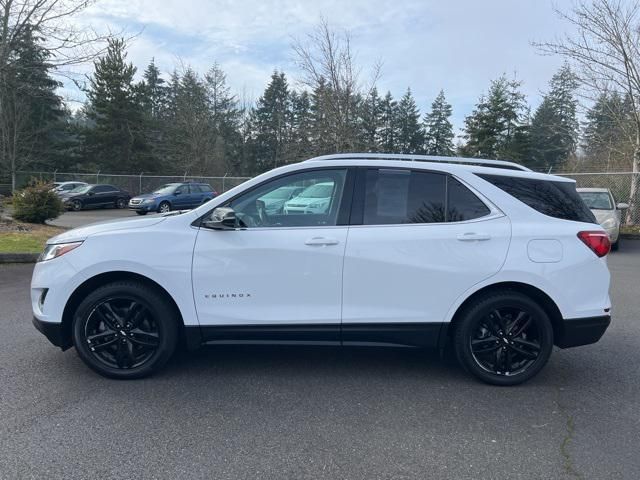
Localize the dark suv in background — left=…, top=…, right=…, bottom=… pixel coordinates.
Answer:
left=128, top=182, right=217, bottom=214
left=60, top=184, right=131, bottom=211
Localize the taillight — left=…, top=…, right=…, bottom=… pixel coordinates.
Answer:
left=577, top=231, right=610, bottom=257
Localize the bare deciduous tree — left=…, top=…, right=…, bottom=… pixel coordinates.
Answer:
left=292, top=18, right=380, bottom=153
left=536, top=0, right=640, bottom=223
left=0, top=0, right=111, bottom=190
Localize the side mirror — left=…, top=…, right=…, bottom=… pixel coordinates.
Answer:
left=201, top=207, right=239, bottom=230
left=88, top=191, right=95, bottom=196
left=174, top=191, right=181, bottom=196
left=617, top=202, right=629, bottom=210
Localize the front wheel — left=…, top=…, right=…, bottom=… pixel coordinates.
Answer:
left=453, top=291, right=554, bottom=386
left=158, top=201, right=171, bottom=214
left=72, top=280, right=179, bottom=379
left=135, top=211, right=147, bottom=216
left=72, top=200, right=82, bottom=211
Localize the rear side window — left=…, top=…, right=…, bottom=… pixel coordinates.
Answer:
left=361, top=169, right=490, bottom=225
left=198, top=184, right=214, bottom=192
left=478, top=174, right=596, bottom=223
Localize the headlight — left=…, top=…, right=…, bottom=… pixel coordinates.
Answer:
left=601, top=218, right=617, bottom=229
left=142, top=198, right=154, bottom=204
left=309, top=202, right=326, bottom=209
left=38, top=241, right=83, bottom=262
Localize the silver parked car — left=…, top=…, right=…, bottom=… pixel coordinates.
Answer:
left=577, top=187, right=628, bottom=250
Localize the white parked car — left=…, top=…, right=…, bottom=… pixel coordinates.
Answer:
left=283, top=181, right=334, bottom=214
left=52, top=181, right=88, bottom=195
left=577, top=187, right=628, bottom=251
left=31, top=154, right=612, bottom=385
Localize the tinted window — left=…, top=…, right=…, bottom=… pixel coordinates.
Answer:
left=198, top=184, right=214, bottom=193
left=226, top=169, right=347, bottom=228
left=93, top=185, right=116, bottom=193
left=478, top=174, right=596, bottom=223
left=175, top=185, right=188, bottom=194
left=363, top=169, right=446, bottom=225
left=447, top=177, right=490, bottom=221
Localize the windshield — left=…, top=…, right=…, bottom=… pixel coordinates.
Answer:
left=579, top=192, right=613, bottom=210
left=70, top=185, right=91, bottom=194
left=298, top=183, right=334, bottom=199
left=153, top=184, right=179, bottom=195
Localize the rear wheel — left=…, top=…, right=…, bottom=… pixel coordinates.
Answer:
left=158, top=201, right=171, bottom=214
left=453, top=291, right=554, bottom=386
left=611, top=238, right=619, bottom=251
left=72, top=280, right=179, bottom=379
left=115, top=198, right=127, bottom=209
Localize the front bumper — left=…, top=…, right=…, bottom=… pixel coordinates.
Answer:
left=32, top=317, right=71, bottom=350
left=128, top=202, right=156, bottom=212
left=556, top=315, right=611, bottom=348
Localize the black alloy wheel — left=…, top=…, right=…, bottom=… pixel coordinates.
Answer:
left=72, top=199, right=82, bottom=211
left=73, top=281, right=178, bottom=379
left=454, top=291, right=553, bottom=386
left=84, top=297, right=160, bottom=369
left=116, top=198, right=127, bottom=209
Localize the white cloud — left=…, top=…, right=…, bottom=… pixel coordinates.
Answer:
left=69, top=0, right=573, bottom=129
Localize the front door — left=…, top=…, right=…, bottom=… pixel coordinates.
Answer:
left=192, top=168, right=352, bottom=342
left=341, top=168, right=511, bottom=347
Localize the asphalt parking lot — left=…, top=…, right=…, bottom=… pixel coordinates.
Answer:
left=1, top=242, right=639, bottom=479
left=48, top=208, right=138, bottom=229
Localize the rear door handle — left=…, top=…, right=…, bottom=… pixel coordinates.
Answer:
left=457, top=232, right=492, bottom=241
left=305, top=237, right=340, bottom=246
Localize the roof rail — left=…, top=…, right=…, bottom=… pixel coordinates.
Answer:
left=305, top=153, right=531, bottom=172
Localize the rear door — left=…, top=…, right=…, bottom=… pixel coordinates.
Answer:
left=341, top=168, right=511, bottom=347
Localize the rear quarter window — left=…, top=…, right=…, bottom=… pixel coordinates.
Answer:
left=478, top=174, right=596, bottom=223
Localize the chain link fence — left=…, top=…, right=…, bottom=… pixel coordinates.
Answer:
left=13, top=171, right=251, bottom=196
left=7, top=170, right=640, bottom=224
left=557, top=172, right=640, bottom=225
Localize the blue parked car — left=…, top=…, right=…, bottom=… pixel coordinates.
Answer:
left=128, top=182, right=217, bottom=215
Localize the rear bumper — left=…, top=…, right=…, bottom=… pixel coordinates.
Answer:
left=32, top=317, right=71, bottom=350
left=556, top=315, right=611, bottom=348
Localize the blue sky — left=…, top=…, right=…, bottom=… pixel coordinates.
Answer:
left=71, top=0, right=573, bottom=133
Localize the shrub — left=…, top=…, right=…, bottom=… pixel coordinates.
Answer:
left=12, top=180, right=63, bottom=224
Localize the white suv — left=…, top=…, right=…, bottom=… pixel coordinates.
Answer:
left=31, top=154, right=612, bottom=385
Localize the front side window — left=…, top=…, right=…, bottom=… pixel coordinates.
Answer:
left=361, top=169, right=489, bottom=225
left=225, top=169, right=347, bottom=228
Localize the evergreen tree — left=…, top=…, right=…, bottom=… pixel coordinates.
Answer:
left=379, top=91, right=399, bottom=153
left=582, top=91, right=634, bottom=171
left=205, top=63, right=242, bottom=174
left=83, top=38, right=151, bottom=172
left=309, top=78, right=333, bottom=155
left=0, top=25, right=67, bottom=188
left=249, top=71, right=290, bottom=173
left=359, top=87, right=383, bottom=152
left=460, top=75, right=530, bottom=161
left=529, top=64, right=579, bottom=171
left=288, top=90, right=313, bottom=162
left=140, top=58, right=167, bottom=120
left=395, top=88, right=424, bottom=154
left=423, top=90, right=455, bottom=156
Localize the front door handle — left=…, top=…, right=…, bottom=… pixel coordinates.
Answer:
left=305, top=237, right=339, bottom=246
left=457, top=232, right=491, bottom=241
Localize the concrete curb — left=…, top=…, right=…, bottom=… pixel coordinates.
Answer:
left=0, top=253, right=39, bottom=263
left=621, top=234, right=640, bottom=240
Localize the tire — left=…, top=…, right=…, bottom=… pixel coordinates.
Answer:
left=72, top=280, right=179, bottom=379
left=158, top=201, right=171, bottom=214
left=72, top=200, right=82, bottom=211
left=135, top=211, right=147, bottom=216
left=611, top=238, right=619, bottom=251
left=115, top=198, right=127, bottom=209
left=453, top=290, right=554, bottom=386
